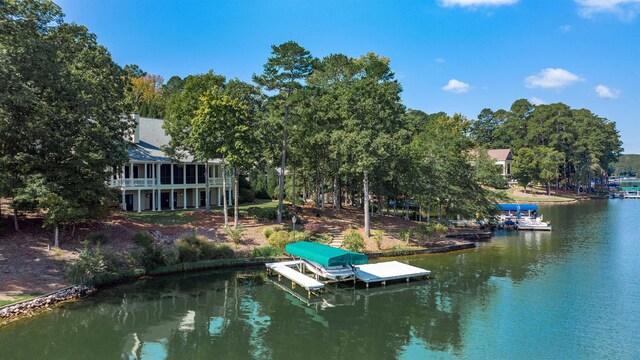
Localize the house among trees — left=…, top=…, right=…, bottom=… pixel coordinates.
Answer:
left=486, top=149, right=513, bottom=177
left=110, top=115, right=232, bottom=212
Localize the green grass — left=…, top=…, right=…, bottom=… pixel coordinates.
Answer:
left=494, top=186, right=576, bottom=203
left=0, top=294, right=39, bottom=307
left=121, top=200, right=281, bottom=226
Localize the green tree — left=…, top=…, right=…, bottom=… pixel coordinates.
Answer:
left=253, top=41, right=314, bottom=224
left=512, top=148, right=537, bottom=193
left=536, top=146, right=564, bottom=195
left=0, top=0, right=132, bottom=244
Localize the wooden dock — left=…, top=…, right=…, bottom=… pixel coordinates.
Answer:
left=266, top=260, right=325, bottom=297
left=354, top=261, right=431, bottom=287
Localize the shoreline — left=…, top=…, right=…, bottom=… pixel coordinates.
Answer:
left=0, top=240, right=476, bottom=326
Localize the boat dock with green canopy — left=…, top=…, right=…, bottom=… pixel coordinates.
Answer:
left=285, top=241, right=368, bottom=267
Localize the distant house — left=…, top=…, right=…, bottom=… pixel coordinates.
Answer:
left=109, top=114, right=232, bottom=212
left=486, top=149, right=513, bottom=177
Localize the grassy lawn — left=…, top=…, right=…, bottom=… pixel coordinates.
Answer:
left=121, top=200, right=281, bottom=226
left=495, top=186, right=576, bottom=203
left=0, top=294, right=39, bottom=307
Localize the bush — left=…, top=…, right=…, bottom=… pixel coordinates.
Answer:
left=314, top=232, right=333, bottom=244
left=252, top=245, right=284, bottom=257
left=263, top=227, right=274, bottom=240
left=434, top=223, right=448, bottom=233
left=372, top=230, right=385, bottom=250
left=343, top=230, right=365, bottom=253
left=86, top=232, right=108, bottom=245
left=132, top=231, right=154, bottom=248
left=267, top=230, right=294, bottom=249
left=225, top=225, right=246, bottom=247
left=66, top=246, right=119, bottom=285
left=399, top=228, right=412, bottom=244
left=239, top=188, right=255, bottom=203
left=138, top=243, right=176, bottom=271
left=175, top=235, right=234, bottom=262
left=304, top=222, right=322, bottom=236
left=254, top=189, right=271, bottom=199
left=246, top=207, right=290, bottom=221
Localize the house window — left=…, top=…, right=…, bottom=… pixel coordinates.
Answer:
left=160, top=164, right=172, bottom=184
left=173, top=164, right=184, bottom=184
left=197, top=165, right=206, bottom=183
left=507, top=163, right=511, bottom=175
left=186, top=165, right=196, bottom=184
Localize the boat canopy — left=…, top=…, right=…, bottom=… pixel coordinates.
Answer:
left=285, top=241, right=368, bottom=268
left=496, top=203, right=538, bottom=211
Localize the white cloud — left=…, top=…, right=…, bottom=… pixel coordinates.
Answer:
left=440, top=0, right=518, bottom=6
left=575, top=0, right=640, bottom=19
left=559, top=24, right=573, bottom=32
left=435, top=58, right=446, bottom=63
left=531, top=97, right=546, bottom=105
left=595, top=84, right=621, bottom=98
left=525, top=68, right=584, bottom=88
left=442, top=79, right=471, bottom=93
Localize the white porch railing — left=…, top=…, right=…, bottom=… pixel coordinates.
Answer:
left=109, top=177, right=232, bottom=188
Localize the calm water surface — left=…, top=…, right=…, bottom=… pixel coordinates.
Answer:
left=1, top=200, right=639, bottom=359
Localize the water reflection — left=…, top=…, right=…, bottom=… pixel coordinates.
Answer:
left=1, top=200, right=638, bottom=359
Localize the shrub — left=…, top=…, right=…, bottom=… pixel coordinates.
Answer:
left=372, top=230, right=385, bottom=250
left=399, top=228, right=412, bottom=244
left=263, top=227, right=274, bottom=240
left=254, top=189, right=271, bottom=200
left=246, top=207, right=290, bottom=221
left=86, top=232, right=108, bottom=245
left=343, top=230, right=365, bottom=253
left=252, top=245, right=284, bottom=257
left=434, top=223, right=448, bottom=233
left=304, top=222, right=322, bottom=237
left=314, top=232, right=333, bottom=244
left=66, top=246, right=119, bottom=285
left=175, top=235, right=234, bottom=262
left=138, top=243, right=175, bottom=271
left=268, top=230, right=294, bottom=249
left=239, top=188, right=255, bottom=203
left=225, top=225, right=246, bottom=248
left=132, top=231, right=154, bottom=248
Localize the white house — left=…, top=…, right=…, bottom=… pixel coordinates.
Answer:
left=110, top=115, right=232, bottom=212
left=486, top=149, right=513, bottom=177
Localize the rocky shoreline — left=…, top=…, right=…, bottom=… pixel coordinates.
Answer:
left=0, top=285, right=97, bottom=326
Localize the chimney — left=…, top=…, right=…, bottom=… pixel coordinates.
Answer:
left=132, top=113, right=140, bottom=144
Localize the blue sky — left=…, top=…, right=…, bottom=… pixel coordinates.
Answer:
left=58, top=0, right=640, bottom=153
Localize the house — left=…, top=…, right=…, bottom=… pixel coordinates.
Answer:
left=486, top=149, right=513, bottom=177
left=109, top=114, right=232, bottom=212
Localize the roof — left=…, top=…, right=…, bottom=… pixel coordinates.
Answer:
left=128, top=116, right=221, bottom=164
left=486, top=149, right=513, bottom=161
left=497, top=203, right=538, bottom=211
left=285, top=241, right=368, bottom=268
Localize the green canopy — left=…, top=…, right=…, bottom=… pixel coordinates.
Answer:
left=285, top=241, right=368, bottom=267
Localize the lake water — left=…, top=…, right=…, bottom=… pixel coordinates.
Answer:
left=1, top=200, right=639, bottom=359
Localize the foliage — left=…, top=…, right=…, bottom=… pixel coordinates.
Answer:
left=399, top=228, right=412, bottom=244
left=473, top=149, right=508, bottom=188
left=251, top=245, right=284, bottom=258
left=372, top=230, right=385, bottom=250
left=66, top=246, right=119, bottom=285
left=225, top=225, right=246, bottom=247
left=175, top=235, right=234, bottom=263
left=86, top=232, right=109, bottom=246
left=613, top=154, right=640, bottom=177
left=343, top=230, right=365, bottom=253
left=263, top=227, right=276, bottom=239
left=132, top=231, right=154, bottom=248
left=0, top=1, right=132, bottom=240
left=267, top=230, right=295, bottom=249
left=246, top=206, right=290, bottom=221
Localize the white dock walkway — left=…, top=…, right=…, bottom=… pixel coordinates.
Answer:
left=355, top=261, right=430, bottom=286
left=266, top=260, right=325, bottom=291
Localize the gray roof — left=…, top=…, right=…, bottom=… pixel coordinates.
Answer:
left=128, top=117, right=220, bottom=164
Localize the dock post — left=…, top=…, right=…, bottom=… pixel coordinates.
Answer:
left=382, top=281, right=386, bottom=287
left=278, top=274, right=281, bottom=281
left=366, top=283, right=369, bottom=288
left=308, top=291, right=311, bottom=299
left=406, top=277, right=410, bottom=282
left=291, top=281, right=296, bottom=289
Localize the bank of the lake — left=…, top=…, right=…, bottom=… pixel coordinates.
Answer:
left=1, top=200, right=638, bottom=359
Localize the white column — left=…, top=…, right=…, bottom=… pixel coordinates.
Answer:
left=130, top=163, right=134, bottom=180
left=144, top=163, right=148, bottom=184
left=137, top=189, right=141, bottom=213
left=195, top=189, right=199, bottom=209
left=170, top=164, right=174, bottom=185
left=122, top=189, right=126, bottom=211
left=195, top=165, right=199, bottom=185
left=157, top=163, right=161, bottom=211
left=217, top=187, right=221, bottom=206
left=170, top=188, right=174, bottom=210
left=151, top=189, right=155, bottom=211
left=183, top=187, right=187, bottom=209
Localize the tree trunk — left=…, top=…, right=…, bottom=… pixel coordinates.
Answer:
left=419, top=205, right=422, bottom=222
left=393, top=197, right=397, bottom=216
left=233, top=167, right=240, bottom=228
left=205, top=162, right=211, bottom=212
left=321, top=179, right=325, bottom=214
left=222, top=162, right=229, bottom=228
left=291, top=166, right=296, bottom=209
left=13, top=208, right=19, bottom=231
left=378, top=195, right=383, bottom=221
left=54, top=225, right=59, bottom=248
left=277, top=104, right=289, bottom=224
left=546, top=180, right=551, bottom=196
left=363, top=172, right=370, bottom=238
left=427, top=201, right=431, bottom=223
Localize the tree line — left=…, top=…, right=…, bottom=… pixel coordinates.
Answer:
left=470, top=100, right=623, bottom=195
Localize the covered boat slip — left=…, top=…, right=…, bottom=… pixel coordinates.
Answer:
left=267, top=242, right=431, bottom=297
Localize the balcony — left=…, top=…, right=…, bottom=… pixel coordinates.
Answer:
left=109, top=176, right=232, bottom=188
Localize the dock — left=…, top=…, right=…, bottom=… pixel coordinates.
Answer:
left=266, top=260, right=325, bottom=297
left=354, top=261, right=431, bottom=287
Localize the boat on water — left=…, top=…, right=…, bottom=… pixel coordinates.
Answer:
left=516, top=214, right=552, bottom=231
